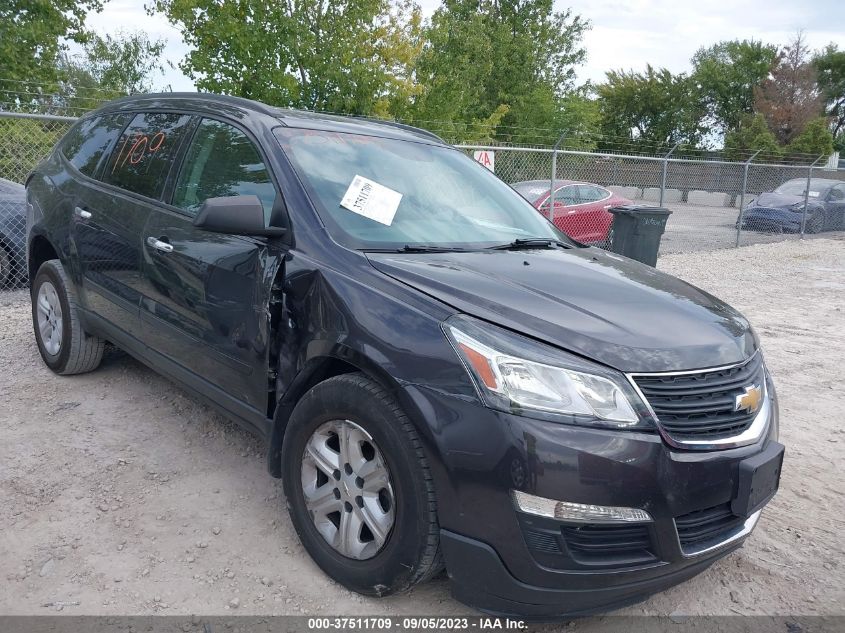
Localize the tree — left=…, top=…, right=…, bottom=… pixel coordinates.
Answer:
left=723, top=113, right=782, bottom=161
left=409, top=0, right=590, bottom=144
left=814, top=44, right=845, bottom=141
left=81, top=31, right=168, bottom=95
left=754, top=33, right=824, bottom=145
left=785, top=117, right=834, bottom=160
left=596, top=66, right=705, bottom=152
left=149, top=0, right=419, bottom=116
left=0, top=0, right=103, bottom=107
left=50, top=31, right=169, bottom=113
left=691, top=39, right=777, bottom=135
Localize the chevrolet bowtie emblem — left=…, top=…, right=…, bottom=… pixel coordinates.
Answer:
left=735, top=385, right=763, bottom=414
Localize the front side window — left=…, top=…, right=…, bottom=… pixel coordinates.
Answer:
left=61, top=114, right=129, bottom=177
left=553, top=186, right=581, bottom=206
left=275, top=128, right=564, bottom=250
left=102, top=112, right=193, bottom=199
left=577, top=185, right=610, bottom=203
left=172, top=118, right=277, bottom=219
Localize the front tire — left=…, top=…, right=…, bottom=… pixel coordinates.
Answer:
left=281, top=373, right=442, bottom=596
left=31, top=259, right=104, bottom=375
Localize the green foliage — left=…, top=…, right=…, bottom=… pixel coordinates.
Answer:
left=405, top=0, right=591, bottom=144
left=785, top=117, right=834, bottom=159
left=81, top=32, right=168, bottom=95
left=596, top=66, right=705, bottom=152
left=0, top=0, right=102, bottom=102
left=47, top=31, right=169, bottom=114
left=149, top=0, right=420, bottom=116
left=813, top=44, right=845, bottom=139
left=724, top=113, right=782, bottom=161
left=691, top=39, right=777, bottom=134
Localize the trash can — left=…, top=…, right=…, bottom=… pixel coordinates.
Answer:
left=607, top=205, right=672, bottom=267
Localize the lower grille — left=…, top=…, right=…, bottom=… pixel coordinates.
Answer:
left=633, top=353, right=765, bottom=442
left=675, top=502, right=744, bottom=554
left=562, top=523, right=655, bottom=565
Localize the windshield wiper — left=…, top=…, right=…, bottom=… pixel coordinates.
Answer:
left=486, top=238, right=572, bottom=251
left=365, top=245, right=471, bottom=253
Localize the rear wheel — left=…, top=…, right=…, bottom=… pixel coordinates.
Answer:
left=281, top=373, right=442, bottom=596
left=31, top=259, right=104, bottom=375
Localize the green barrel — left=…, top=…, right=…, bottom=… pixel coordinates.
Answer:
left=607, top=205, right=672, bottom=267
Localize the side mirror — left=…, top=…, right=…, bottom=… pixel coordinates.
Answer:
left=192, top=195, right=287, bottom=237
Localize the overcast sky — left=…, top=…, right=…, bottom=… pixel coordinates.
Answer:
left=80, top=0, right=844, bottom=92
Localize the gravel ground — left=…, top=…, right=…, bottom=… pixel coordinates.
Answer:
left=1, top=238, right=843, bottom=627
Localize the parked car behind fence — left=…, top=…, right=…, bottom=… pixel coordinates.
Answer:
left=0, top=177, right=27, bottom=289
left=738, top=178, right=845, bottom=234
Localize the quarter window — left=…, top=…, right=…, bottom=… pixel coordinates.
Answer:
left=172, top=118, right=277, bottom=220
left=61, top=114, right=129, bottom=177
left=102, top=112, right=193, bottom=199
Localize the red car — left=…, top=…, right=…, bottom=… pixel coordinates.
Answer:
left=511, top=179, right=632, bottom=244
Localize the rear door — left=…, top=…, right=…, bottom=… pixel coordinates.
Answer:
left=139, top=117, right=281, bottom=413
left=71, top=112, right=194, bottom=333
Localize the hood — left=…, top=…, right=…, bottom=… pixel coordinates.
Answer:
left=752, top=191, right=812, bottom=209
left=367, top=248, right=756, bottom=373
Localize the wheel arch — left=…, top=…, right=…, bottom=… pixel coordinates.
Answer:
left=28, top=233, right=60, bottom=282
left=266, top=345, right=413, bottom=478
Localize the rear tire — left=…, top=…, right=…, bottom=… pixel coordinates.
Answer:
left=31, top=259, right=104, bottom=375
left=281, top=373, right=442, bottom=596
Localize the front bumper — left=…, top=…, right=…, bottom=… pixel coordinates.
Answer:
left=738, top=207, right=802, bottom=232
left=405, top=380, right=780, bottom=619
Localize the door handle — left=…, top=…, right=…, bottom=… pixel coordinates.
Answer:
left=146, top=236, right=174, bottom=253
left=74, top=206, right=92, bottom=220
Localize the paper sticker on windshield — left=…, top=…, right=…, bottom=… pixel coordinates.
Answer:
left=340, top=175, right=402, bottom=225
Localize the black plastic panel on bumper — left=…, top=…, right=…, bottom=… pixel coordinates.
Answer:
left=441, top=529, right=742, bottom=620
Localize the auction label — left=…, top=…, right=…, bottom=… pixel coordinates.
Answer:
left=340, top=175, right=403, bottom=226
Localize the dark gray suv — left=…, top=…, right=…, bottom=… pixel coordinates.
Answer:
left=26, top=93, right=783, bottom=619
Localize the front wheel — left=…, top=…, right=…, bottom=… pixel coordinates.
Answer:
left=281, top=373, right=442, bottom=596
left=31, top=259, right=104, bottom=375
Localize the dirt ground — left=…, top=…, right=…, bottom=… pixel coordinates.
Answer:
left=1, top=237, right=843, bottom=627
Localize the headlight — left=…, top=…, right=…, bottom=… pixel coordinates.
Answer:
left=443, top=315, right=652, bottom=429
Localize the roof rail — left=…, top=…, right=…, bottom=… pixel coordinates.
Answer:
left=348, top=115, right=446, bottom=144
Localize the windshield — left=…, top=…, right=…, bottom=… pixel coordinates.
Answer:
left=775, top=180, right=823, bottom=198
left=275, top=128, right=567, bottom=250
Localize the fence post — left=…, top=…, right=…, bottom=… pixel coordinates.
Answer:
left=550, top=132, right=566, bottom=224
left=735, top=150, right=761, bottom=247
left=659, top=143, right=680, bottom=207
left=800, top=155, right=826, bottom=237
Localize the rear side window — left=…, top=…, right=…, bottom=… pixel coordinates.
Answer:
left=172, top=118, right=277, bottom=219
left=61, top=115, right=128, bottom=177
left=102, top=112, right=193, bottom=199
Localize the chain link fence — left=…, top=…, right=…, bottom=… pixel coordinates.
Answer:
left=460, top=145, right=845, bottom=255
left=0, top=113, right=75, bottom=289
left=0, top=111, right=843, bottom=291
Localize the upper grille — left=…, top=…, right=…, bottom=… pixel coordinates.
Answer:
left=632, top=353, right=764, bottom=441
left=675, top=502, right=744, bottom=554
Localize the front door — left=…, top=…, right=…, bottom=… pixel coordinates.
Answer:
left=139, top=117, right=282, bottom=414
